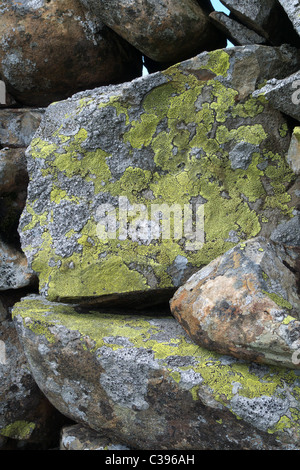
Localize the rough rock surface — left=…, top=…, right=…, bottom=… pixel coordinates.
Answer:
left=209, top=11, right=266, bottom=46
left=19, top=45, right=300, bottom=304
left=78, top=0, right=226, bottom=63
left=0, top=239, right=36, bottom=290
left=277, top=0, right=300, bottom=38
left=219, top=0, right=300, bottom=47
left=0, top=108, right=45, bottom=148
left=0, top=148, right=28, bottom=195
left=0, top=294, right=67, bottom=446
left=0, top=0, right=142, bottom=106
left=253, top=71, right=300, bottom=123
left=286, top=128, right=300, bottom=176
left=12, top=294, right=300, bottom=450
left=170, top=237, right=300, bottom=369
left=60, top=424, right=130, bottom=450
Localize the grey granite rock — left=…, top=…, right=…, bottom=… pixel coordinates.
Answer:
left=253, top=70, right=300, bottom=122
left=12, top=294, right=300, bottom=450
left=209, top=11, right=266, bottom=46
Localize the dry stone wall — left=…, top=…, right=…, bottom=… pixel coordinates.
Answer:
left=1, top=0, right=300, bottom=451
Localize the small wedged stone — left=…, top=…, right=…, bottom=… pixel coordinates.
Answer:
left=12, top=294, right=300, bottom=450
left=286, top=128, right=300, bottom=175
left=19, top=45, right=300, bottom=304
left=0, top=109, right=45, bottom=148
left=0, top=239, right=36, bottom=290
left=220, top=0, right=300, bottom=47
left=209, top=11, right=266, bottom=46
left=170, top=237, right=300, bottom=369
left=253, top=70, right=300, bottom=122
left=78, top=0, right=226, bottom=63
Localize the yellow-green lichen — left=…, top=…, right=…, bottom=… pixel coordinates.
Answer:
left=262, top=291, right=293, bottom=311
left=22, top=50, right=296, bottom=301
left=0, top=421, right=36, bottom=440
left=12, top=296, right=300, bottom=438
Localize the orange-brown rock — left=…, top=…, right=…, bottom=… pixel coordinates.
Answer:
left=170, top=237, right=300, bottom=369
left=0, top=0, right=142, bottom=106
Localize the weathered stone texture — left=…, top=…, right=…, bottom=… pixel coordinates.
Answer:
left=19, top=45, right=300, bottom=304
left=253, top=71, right=300, bottom=123
left=0, top=299, right=67, bottom=446
left=0, top=239, right=36, bottom=290
left=0, top=0, right=142, bottom=106
left=60, top=424, right=131, bottom=450
left=209, top=11, right=266, bottom=46
left=277, top=0, right=300, bottom=38
left=0, top=109, right=45, bottom=148
left=170, top=237, right=300, bottom=369
left=220, top=0, right=300, bottom=46
left=12, top=294, right=300, bottom=450
left=79, top=0, right=227, bottom=63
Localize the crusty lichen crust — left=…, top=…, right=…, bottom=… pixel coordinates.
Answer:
left=12, top=295, right=300, bottom=449
left=19, top=47, right=297, bottom=301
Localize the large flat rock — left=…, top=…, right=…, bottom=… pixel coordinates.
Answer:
left=12, top=294, right=300, bottom=450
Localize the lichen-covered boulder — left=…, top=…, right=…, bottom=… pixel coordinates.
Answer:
left=0, top=295, right=67, bottom=447
left=170, top=237, right=300, bottom=369
left=12, top=294, right=300, bottom=450
left=19, top=45, right=300, bottom=304
left=78, top=0, right=226, bottom=63
left=0, top=0, right=142, bottom=106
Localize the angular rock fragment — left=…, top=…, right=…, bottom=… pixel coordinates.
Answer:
left=253, top=71, right=300, bottom=122
left=12, top=294, right=300, bottom=450
left=60, top=424, right=130, bottom=450
left=209, top=11, right=266, bottom=46
left=78, top=0, right=226, bottom=63
left=286, top=128, right=300, bottom=176
left=0, top=109, right=45, bottom=148
left=170, top=237, right=300, bottom=369
left=0, top=148, right=28, bottom=195
left=0, top=0, right=142, bottom=106
left=220, top=0, right=300, bottom=46
left=0, top=239, right=36, bottom=290
left=19, top=45, right=300, bottom=304
left=277, top=0, right=300, bottom=38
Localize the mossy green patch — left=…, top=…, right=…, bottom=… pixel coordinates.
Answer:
left=12, top=295, right=300, bottom=437
left=262, top=291, right=293, bottom=311
left=21, top=49, right=296, bottom=301
left=0, top=421, right=36, bottom=440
